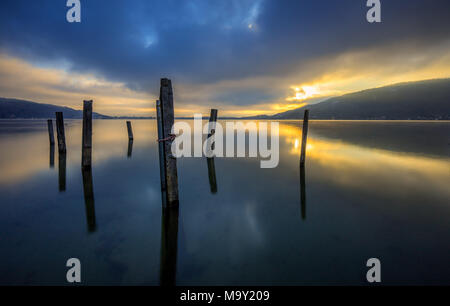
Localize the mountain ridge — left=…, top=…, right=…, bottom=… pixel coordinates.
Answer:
left=0, top=98, right=111, bottom=119
left=248, top=78, right=450, bottom=120
left=1, top=78, right=450, bottom=120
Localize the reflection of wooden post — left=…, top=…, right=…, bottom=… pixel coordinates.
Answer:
left=58, top=152, right=66, bottom=192
left=55, top=112, right=66, bottom=153
left=49, top=144, right=55, bottom=169
left=126, top=121, right=134, bottom=140
left=82, top=168, right=97, bottom=233
left=300, top=110, right=309, bottom=167
left=82, top=100, right=93, bottom=168
left=127, top=140, right=133, bottom=158
left=160, top=205, right=179, bottom=286
left=300, top=165, right=306, bottom=220
left=47, top=119, right=55, bottom=145
left=207, top=158, right=218, bottom=194
left=159, top=79, right=179, bottom=207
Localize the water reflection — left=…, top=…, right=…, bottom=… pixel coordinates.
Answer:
left=0, top=119, right=449, bottom=285
left=299, top=165, right=306, bottom=220
left=279, top=122, right=450, bottom=199
left=49, top=144, right=55, bottom=169
left=206, top=158, right=218, bottom=194
left=82, top=168, right=97, bottom=233
left=58, top=152, right=66, bottom=192
left=159, top=202, right=179, bottom=286
left=127, top=140, right=133, bottom=159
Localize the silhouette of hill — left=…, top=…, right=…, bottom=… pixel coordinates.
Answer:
left=0, top=98, right=111, bottom=119
left=260, top=79, right=450, bottom=120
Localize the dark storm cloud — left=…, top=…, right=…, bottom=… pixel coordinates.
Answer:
left=0, top=0, right=449, bottom=103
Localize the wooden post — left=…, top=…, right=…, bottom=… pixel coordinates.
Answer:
left=208, top=109, right=218, bottom=137
left=156, top=100, right=167, bottom=193
left=300, top=109, right=309, bottom=167
left=159, top=79, right=179, bottom=207
left=55, top=112, right=66, bottom=153
left=82, top=168, right=97, bottom=233
left=82, top=100, right=93, bottom=168
left=206, top=108, right=218, bottom=193
left=126, top=121, right=134, bottom=140
left=47, top=119, right=55, bottom=145
left=207, top=109, right=218, bottom=153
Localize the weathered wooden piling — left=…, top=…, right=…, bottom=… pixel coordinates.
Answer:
left=126, top=121, right=134, bottom=140
left=82, top=100, right=93, bottom=168
left=47, top=119, right=55, bottom=145
left=208, top=109, right=218, bottom=137
left=300, top=109, right=309, bottom=167
left=55, top=112, right=66, bottom=153
left=82, top=168, right=97, bottom=233
left=158, top=79, right=179, bottom=207
left=156, top=100, right=167, bottom=192
left=206, top=109, right=218, bottom=193
left=159, top=205, right=179, bottom=286
left=207, top=109, right=218, bottom=153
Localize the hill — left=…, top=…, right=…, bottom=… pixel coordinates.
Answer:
left=269, top=79, right=450, bottom=120
left=0, top=98, right=111, bottom=119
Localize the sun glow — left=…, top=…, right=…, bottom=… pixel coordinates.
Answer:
left=286, top=85, right=321, bottom=102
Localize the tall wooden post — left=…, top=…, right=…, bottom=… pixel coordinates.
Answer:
left=82, top=100, right=93, bottom=168
left=300, top=109, right=309, bottom=167
left=206, top=109, right=218, bottom=193
left=126, top=121, right=134, bottom=140
left=156, top=100, right=167, bottom=193
left=55, top=112, right=66, bottom=153
left=159, top=79, right=179, bottom=207
left=47, top=119, right=55, bottom=145
left=207, top=109, right=218, bottom=137
left=207, top=109, right=218, bottom=153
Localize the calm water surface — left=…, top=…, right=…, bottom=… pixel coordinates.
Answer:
left=0, top=119, right=449, bottom=285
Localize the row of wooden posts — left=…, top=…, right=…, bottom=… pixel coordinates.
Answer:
left=44, top=78, right=309, bottom=286
left=156, top=78, right=309, bottom=208
left=47, top=101, right=135, bottom=168
left=46, top=78, right=310, bottom=210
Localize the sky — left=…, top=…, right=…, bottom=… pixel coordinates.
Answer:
left=0, top=0, right=450, bottom=117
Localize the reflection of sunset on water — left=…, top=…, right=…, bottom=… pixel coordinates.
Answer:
left=278, top=122, right=450, bottom=198
left=0, top=120, right=157, bottom=185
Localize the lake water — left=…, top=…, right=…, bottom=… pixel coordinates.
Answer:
left=0, top=119, right=449, bottom=285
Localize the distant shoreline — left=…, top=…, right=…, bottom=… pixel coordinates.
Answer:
left=1, top=118, right=449, bottom=122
